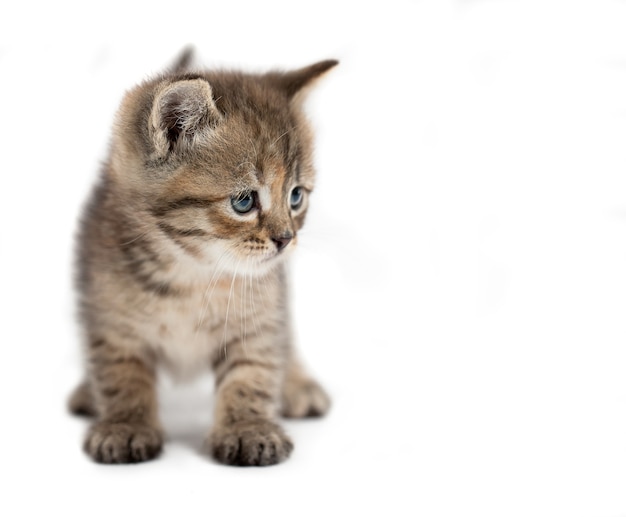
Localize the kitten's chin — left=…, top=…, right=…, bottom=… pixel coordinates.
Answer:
left=234, top=255, right=287, bottom=278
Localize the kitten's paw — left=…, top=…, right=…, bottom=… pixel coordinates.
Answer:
left=84, top=422, right=163, bottom=464
left=68, top=381, right=97, bottom=417
left=207, top=420, right=293, bottom=466
left=281, top=378, right=331, bottom=418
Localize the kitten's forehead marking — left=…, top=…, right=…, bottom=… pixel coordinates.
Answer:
left=249, top=160, right=293, bottom=213
left=258, top=185, right=272, bottom=211
left=254, top=164, right=283, bottom=212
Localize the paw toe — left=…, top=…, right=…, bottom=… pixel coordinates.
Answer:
left=85, top=422, right=162, bottom=464
left=208, top=421, right=293, bottom=467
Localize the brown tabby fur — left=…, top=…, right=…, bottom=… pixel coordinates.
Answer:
left=68, top=50, right=337, bottom=466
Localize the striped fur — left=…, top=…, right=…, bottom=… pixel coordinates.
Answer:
left=69, top=50, right=336, bottom=466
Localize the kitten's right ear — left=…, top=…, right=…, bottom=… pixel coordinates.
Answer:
left=149, top=79, right=222, bottom=158
left=267, top=60, right=339, bottom=100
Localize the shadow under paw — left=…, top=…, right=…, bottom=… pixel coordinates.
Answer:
left=207, top=420, right=293, bottom=467
left=85, top=422, right=163, bottom=464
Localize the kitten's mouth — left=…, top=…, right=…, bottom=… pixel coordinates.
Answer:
left=227, top=238, right=295, bottom=272
left=258, top=244, right=293, bottom=264
left=260, top=249, right=284, bottom=263
left=253, top=238, right=295, bottom=262
left=226, top=248, right=288, bottom=277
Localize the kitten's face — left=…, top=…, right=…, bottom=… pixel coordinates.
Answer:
left=153, top=136, right=312, bottom=276
left=139, top=73, right=319, bottom=277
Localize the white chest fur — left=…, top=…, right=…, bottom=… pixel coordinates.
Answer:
left=138, top=274, right=274, bottom=380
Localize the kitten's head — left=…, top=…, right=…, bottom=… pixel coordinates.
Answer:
left=110, top=56, right=337, bottom=276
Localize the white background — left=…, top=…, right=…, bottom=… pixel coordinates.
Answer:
left=2, top=0, right=626, bottom=515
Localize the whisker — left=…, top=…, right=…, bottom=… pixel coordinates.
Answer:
left=119, top=228, right=153, bottom=246
left=220, top=258, right=240, bottom=361
left=195, top=249, right=230, bottom=335
left=260, top=268, right=274, bottom=301
left=254, top=273, right=271, bottom=343
left=235, top=160, right=256, bottom=172
left=240, top=257, right=248, bottom=358
left=248, top=264, right=261, bottom=338
left=271, top=127, right=293, bottom=148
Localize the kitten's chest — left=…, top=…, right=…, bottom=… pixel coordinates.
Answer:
left=145, top=277, right=263, bottom=378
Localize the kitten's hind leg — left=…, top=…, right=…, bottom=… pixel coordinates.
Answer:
left=281, top=357, right=331, bottom=418
left=68, top=380, right=97, bottom=417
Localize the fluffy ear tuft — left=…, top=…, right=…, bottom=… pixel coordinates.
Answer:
left=149, top=79, right=222, bottom=158
left=267, top=59, right=339, bottom=99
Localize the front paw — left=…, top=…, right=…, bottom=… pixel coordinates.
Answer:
left=84, top=422, right=163, bottom=464
left=207, top=420, right=293, bottom=466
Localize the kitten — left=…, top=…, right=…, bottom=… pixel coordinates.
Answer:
left=68, top=49, right=337, bottom=466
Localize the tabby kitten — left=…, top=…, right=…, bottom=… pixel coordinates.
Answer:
left=68, top=50, right=337, bottom=466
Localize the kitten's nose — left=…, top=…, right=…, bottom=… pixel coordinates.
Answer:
left=271, top=234, right=293, bottom=252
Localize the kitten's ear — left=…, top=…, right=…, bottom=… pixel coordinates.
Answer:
left=169, top=46, right=195, bottom=74
left=149, top=79, right=222, bottom=158
left=268, top=59, right=339, bottom=100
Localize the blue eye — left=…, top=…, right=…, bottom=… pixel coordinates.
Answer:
left=290, top=187, right=304, bottom=210
left=231, top=191, right=256, bottom=214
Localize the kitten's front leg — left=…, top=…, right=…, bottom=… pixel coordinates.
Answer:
left=208, top=349, right=293, bottom=466
left=83, top=338, right=163, bottom=464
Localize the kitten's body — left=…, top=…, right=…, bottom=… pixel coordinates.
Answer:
left=69, top=51, right=336, bottom=466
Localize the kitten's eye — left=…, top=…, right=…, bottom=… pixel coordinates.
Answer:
left=231, top=191, right=256, bottom=214
left=290, top=187, right=304, bottom=210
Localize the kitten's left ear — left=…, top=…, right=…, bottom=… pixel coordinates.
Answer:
left=267, top=59, right=339, bottom=100
left=169, top=46, right=195, bottom=74
left=149, top=78, right=222, bottom=158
